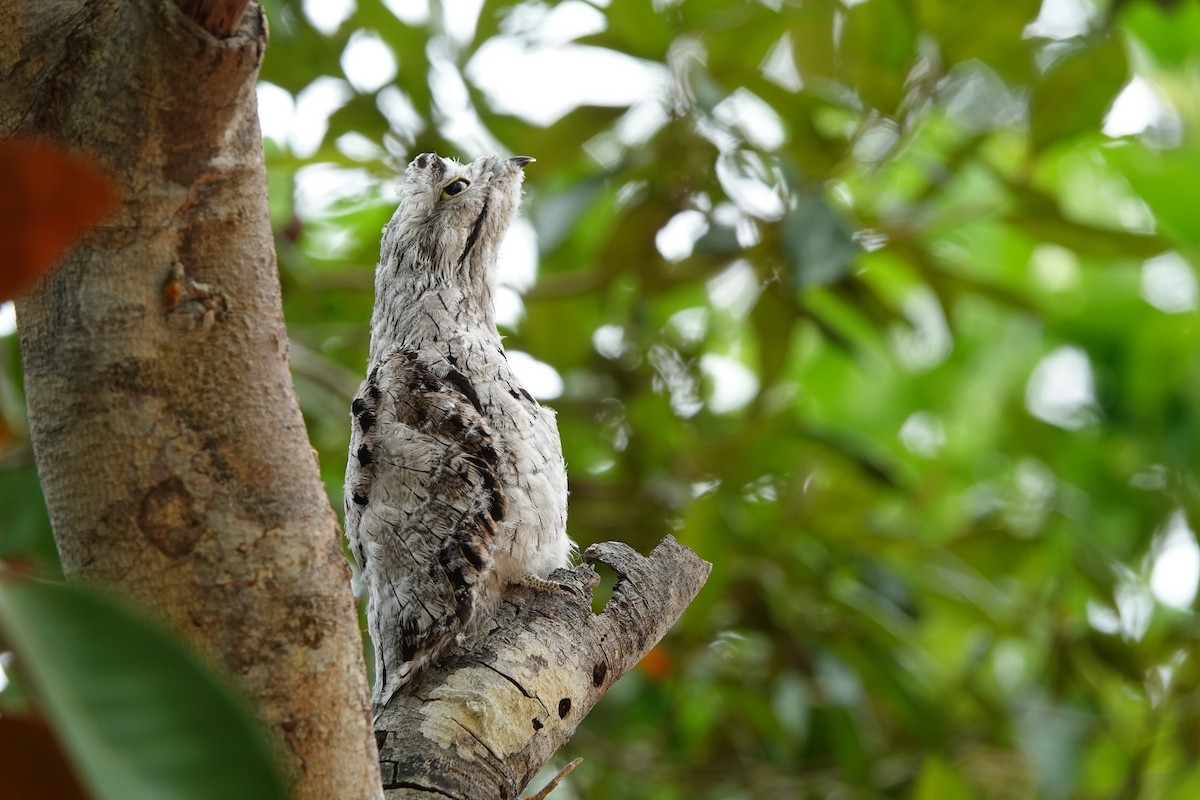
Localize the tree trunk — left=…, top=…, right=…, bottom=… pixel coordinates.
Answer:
left=1, top=2, right=382, bottom=798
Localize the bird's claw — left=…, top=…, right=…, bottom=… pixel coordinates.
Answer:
left=514, top=572, right=586, bottom=600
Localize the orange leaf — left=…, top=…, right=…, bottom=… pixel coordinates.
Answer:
left=0, top=137, right=118, bottom=303
left=637, top=645, right=673, bottom=681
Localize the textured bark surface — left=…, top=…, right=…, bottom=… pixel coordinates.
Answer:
left=375, top=536, right=712, bottom=799
left=0, top=2, right=382, bottom=798
left=175, top=0, right=248, bottom=35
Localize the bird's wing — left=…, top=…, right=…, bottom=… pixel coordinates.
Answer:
left=344, top=348, right=504, bottom=701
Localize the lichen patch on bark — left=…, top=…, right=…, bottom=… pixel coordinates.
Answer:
left=139, top=476, right=205, bottom=557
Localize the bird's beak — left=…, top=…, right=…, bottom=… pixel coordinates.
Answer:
left=508, top=156, right=536, bottom=169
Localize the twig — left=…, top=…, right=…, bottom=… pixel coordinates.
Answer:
left=525, top=758, right=583, bottom=800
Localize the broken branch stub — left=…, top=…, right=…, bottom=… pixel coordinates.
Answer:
left=374, top=535, right=712, bottom=799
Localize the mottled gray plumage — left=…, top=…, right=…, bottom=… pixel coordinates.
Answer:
left=345, top=153, right=572, bottom=710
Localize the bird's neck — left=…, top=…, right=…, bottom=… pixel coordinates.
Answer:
left=369, top=276, right=499, bottom=360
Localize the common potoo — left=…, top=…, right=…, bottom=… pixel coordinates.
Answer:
left=344, top=153, right=573, bottom=710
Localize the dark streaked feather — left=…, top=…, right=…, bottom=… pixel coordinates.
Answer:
left=344, top=349, right=504, bottom=702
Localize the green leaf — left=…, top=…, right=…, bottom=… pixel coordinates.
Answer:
left=258, top=1, right=347, bottom=94
left=0, top=465, right=54, bottom=566
left=1120, top=0, right=1200, bottom=69
left=577, top=0, right=677, bottom=61
left=324, top=91, right=389, bottom=149
left=1029, top=37, right=1128, bottom=151
left=481, top=104, right=626, bottom=174
left=471, top=0, right=516, bottom=53
left=786, top=3, right=839, bottom=91
left=821, top=706, right=870, bottom=780
left=916, top=0, right=1040, bottom=84
left=914, top=756, right=974, bottom=800
left=782, top=185, right=859, bottom=289
left=1103, top=140, right=1200, bottom=248
left=749, top=284, right=798, bottom=392
left=700, top=3, right=789, bottom=88
left=1003, top=183, right=1166, bottom=258
left=840, top=0, right=916, bottom=113
left=0, top=578, right=286, bottom=800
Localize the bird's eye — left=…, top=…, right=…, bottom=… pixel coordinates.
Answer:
left=441, top=178, right=470, bottom=199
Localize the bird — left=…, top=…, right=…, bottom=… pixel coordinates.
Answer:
left=344, top=152, right=573, bottom=712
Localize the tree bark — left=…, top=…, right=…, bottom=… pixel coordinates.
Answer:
left=1, top=2, right=382, bottom=798
left=376, top=536, right=712, bottom=799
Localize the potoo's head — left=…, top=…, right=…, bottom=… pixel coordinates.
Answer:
left=382, top=152, right=534, bottom=287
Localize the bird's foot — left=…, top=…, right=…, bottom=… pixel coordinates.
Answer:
left=514, top=573, right=567, bottom=592
left=512, top=572, right=583, bottom=599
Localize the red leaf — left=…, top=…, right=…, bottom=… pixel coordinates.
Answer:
left=0, top=715, right=90, bottom=799
left=0, top=138, right=118, bottom=303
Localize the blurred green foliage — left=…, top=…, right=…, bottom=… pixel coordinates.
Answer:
left=5, top=0, right=1200, bottom=797
left=0, top=580, right=288, bottom=800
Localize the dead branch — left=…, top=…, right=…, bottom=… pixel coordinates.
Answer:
left=375, top=536, right=712, bottom=800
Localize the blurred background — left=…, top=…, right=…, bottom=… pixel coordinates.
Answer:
left=5, top=0, right=1200, bottom=796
